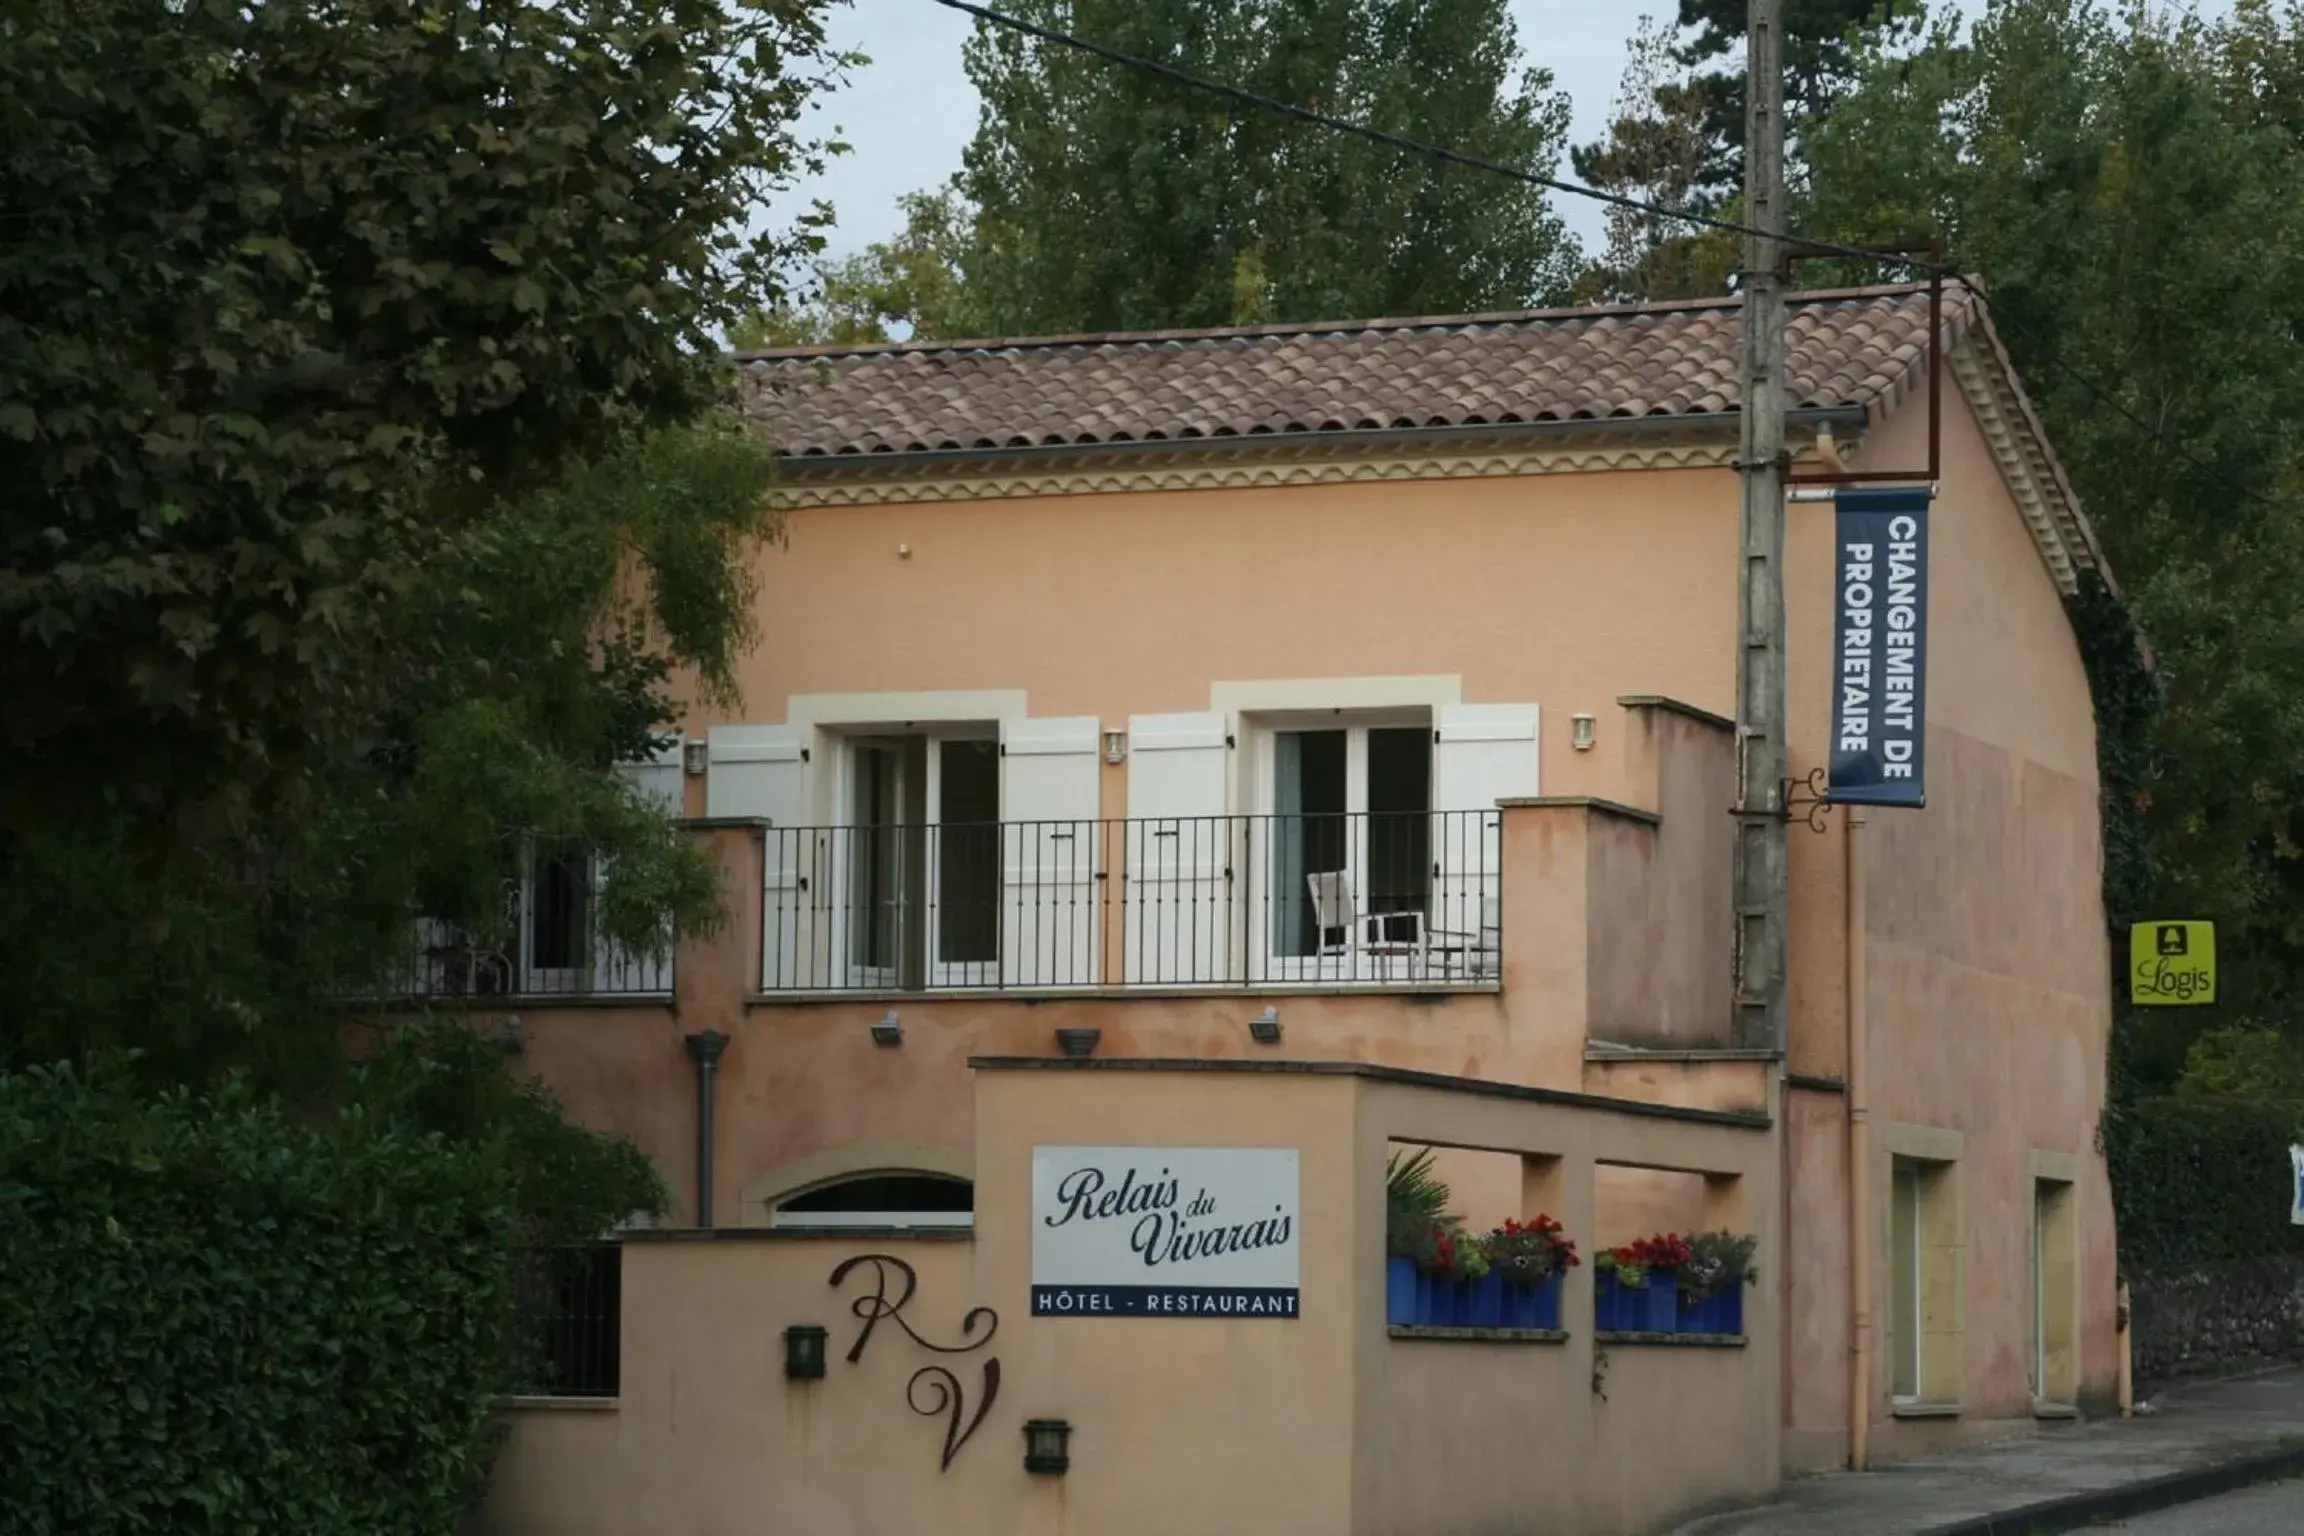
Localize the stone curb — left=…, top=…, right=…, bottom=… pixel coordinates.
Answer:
left=1914, top=1440, right=2304, bottom=1535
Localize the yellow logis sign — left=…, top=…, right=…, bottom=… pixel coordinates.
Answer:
left=2131, top=921, right=2216, bottom=1007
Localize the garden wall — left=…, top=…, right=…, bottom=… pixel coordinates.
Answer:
left=2108, top=1097, right=2304, bottom=1391
left=2128, top=1257, right=2304, bottom=1391
left=476, top=1058, right=1779, bottom=1536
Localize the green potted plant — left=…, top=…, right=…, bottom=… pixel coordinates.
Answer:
left=1482, top=1215, right=1579, bottom=1328
left=1385, top=1148, right=1449, bottom=1326
left=1597, top=1234, right=1690, bottom=1331
left=1677, top=1231, right=1758, bottom=1335
left=1594, top=1243, right=1648, bottom=1331
left=1452, top=1223, right=1497, bottom=1325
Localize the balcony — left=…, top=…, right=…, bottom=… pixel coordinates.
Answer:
left=757, top=810, right=1501, bottom=994
left=357, top=849, right=675, bottom=1002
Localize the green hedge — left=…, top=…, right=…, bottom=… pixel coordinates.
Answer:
left=0, top=1061, right=515, bottom=1534
left=2105, top=1094, right=2304, bottom=1270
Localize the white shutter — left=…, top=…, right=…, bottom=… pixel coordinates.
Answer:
left=706, top=726, right=805, bottom=822
left=707, top=726, right=811, bottom=988
left=594, top=743, right=684, bottom=993
left=1123, top=713, right=1233, bottom=984
left=1431, top=704, right=1538, bottom=966
left=1000, top=716, right=1101, bottom=987
left=618, top=740, right=686, bottom=816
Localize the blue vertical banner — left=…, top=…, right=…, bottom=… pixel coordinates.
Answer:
left=1828, top=488, right=1930, bottom=807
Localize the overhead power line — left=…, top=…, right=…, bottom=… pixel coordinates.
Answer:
left=928, top=0, right=1947, bottom=275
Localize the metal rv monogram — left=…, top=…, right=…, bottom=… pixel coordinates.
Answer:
left=827, top=1253, right=1002, bottom=1472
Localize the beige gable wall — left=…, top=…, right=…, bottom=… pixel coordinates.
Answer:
left=1776, top=363, right=2116, bottom=1469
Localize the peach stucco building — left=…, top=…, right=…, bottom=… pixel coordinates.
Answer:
left=461, top=284, right=2118, bottom=1535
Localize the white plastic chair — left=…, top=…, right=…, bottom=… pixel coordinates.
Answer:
left=1306, top=871, right=1426, bottom=977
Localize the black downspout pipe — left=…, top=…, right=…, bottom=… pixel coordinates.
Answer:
left=682, top=1030, right=729, bottom=1228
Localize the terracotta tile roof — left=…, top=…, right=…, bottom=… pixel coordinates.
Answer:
left=735, top=282, right=1973, bottom=461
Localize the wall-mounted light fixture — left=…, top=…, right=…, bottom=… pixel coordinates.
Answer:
left=1056, top=1027, right=1101, bottom=1059
left=1023, top=1418, right=1072, bottom=1475
left=1248, top=1006, right=1282, bottom=1045
left=870, top=1011, right=903, bottom=1047
left=683, top=739, right=709, bottom=776
left=784, top=1324, right=828, bottom=1380
left=498, top=1015, right=525, bottom=1054
left=1103, top=728, right=1128, bottom=765
left=1570, top=713, right=1597, bottom=752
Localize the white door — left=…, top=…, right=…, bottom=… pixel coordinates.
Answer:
left=1430, top=703, right=1537, bottom=977
left=1123, top=713, right=1234, bottom=985
left=707, top=725, right=808, bottom=988
left=1000, top=716, right=1101, bottom=987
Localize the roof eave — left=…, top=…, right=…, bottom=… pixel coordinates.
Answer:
left=769, top=404, right=1873, bottom=476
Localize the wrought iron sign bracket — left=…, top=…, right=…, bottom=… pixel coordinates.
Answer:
left=1781, top=768, right=1837, bottom=835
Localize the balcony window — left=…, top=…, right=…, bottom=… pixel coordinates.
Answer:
left=840, top=731, right=1001, bottom=990
left=524, top=844, right=593, bottom=993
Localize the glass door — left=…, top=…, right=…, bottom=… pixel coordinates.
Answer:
left=846, top=739, right=925, bottom=989
left=929, top=737, right=1000, bottom=987
left=1260, top=720, right=1430, bottom=981
left=521, top=844, right=593, bottom=995
left=1270, top=729, right=1347, bottom=968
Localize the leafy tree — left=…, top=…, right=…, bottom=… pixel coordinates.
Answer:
left=0, top=0, right=843, bottom=1084
left=731, top=188, right=979, bottom=347
left=0, top=0, right=840, bottom=823
left=1573, top=1, right=1913, bottom=299
left=1660, top=0, right=1918, bottom=200
left=936, top=0, right=1578, bottom=334
left=1801, top=0, right=2304, bottom=1078
left=1571, top=17, right=1741, bottom=302
left=2174, top=1025, right=2304, bottom=1106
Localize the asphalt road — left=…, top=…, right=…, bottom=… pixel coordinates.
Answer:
left=2106, top=1478, right=2304, bottom=1532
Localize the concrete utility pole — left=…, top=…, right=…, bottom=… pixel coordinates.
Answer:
left=1731, top=0, right=1790, bottom=1051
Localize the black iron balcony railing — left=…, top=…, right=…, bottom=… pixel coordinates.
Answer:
left=758, top=809, right=1500, bottom=993
left=357, top=851, right=674, bottom=1001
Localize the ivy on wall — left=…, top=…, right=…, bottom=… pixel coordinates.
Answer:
left=2067, top=573, right=2304, bottom=1268
left=2105, top=1097, right=2304, bottom=1270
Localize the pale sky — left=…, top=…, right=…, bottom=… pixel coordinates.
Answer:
left=788, top=0, right=2235, bottom=261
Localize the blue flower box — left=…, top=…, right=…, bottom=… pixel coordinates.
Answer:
left=1598, top=1271, right=1682, bottom=1332
left=1595, top=1272, right=1635, bottom=1330
left=1416, top=1270, right=1455, bottom=1325
left=1639, top=1269, right=1681, bottom=1333
left=1465, top=1270, right=1506, bottom=1328
left=1682, top=1285, right=1744, bottom=1336
left=1387, top=1256, right=1418, bottom=1326
left=1505, top=1273, right=1563, bottom=1329
left=1393, top=1268, right=1569, bottom=1330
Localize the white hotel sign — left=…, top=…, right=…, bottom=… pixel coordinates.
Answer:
left=1030, top=1146, right=1301, bottom=1319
